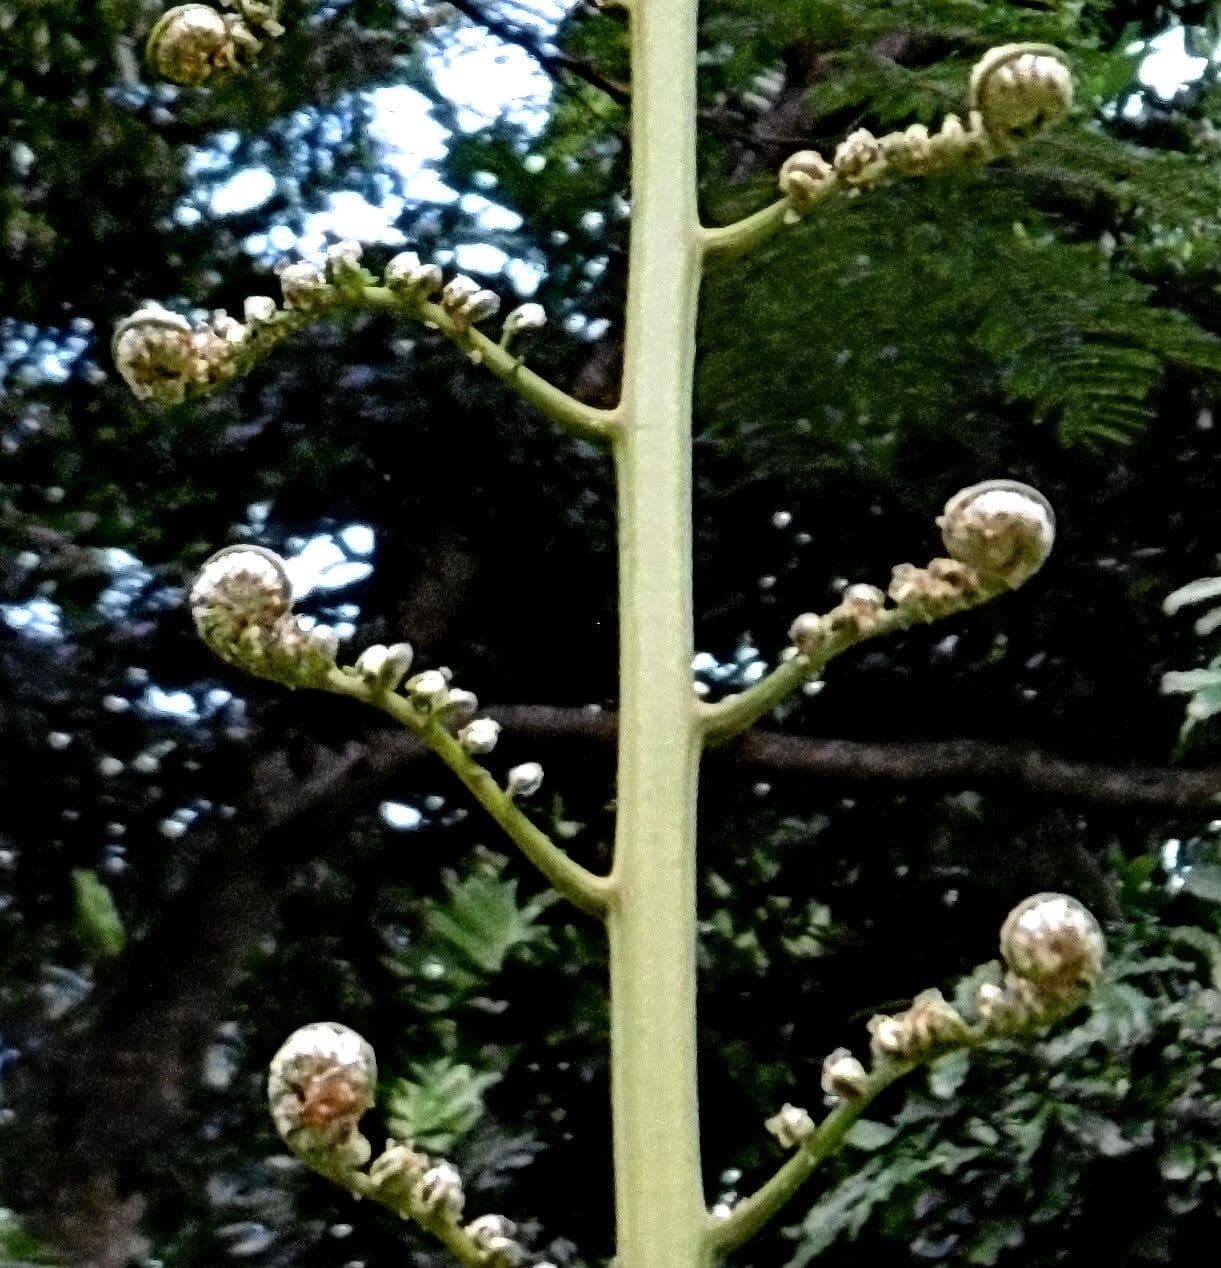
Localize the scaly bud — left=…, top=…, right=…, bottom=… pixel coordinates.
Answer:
left=506, top=762, right=544, bottom=798
left=462, top=289, right=502, bottom=325
left=441, top=275, right=481, bottom=317
left=502, top=302, right=547, bottom=342
left=437, top=688, right=479, bottom=727
left=325, top=239, right=364, bottom=273
left=821, top=1048, right=869, bottom=1101
left=778, top=150, right=835, bottom=219
left=970, top=44, right=1073, bottom=140
left=867, top=1013, right=910, bottom=1063
left=146, top=4, right=233, bottom=86
left=278, top=261, right=331, bottom=311
left=384, top=251, right=444, bottom=299
left=1000, top=892, right=1105, bottom=999
left=244, top=295, right=278, bottom=325
left=354, top=642, right=413, bottom=692
left=938, top=480, right=1054, bottom=588
left=189, top=546, right=292, bottom=654
left=406, top=669, right=449, bottom=709
left=833, top=128, right=884, bottom=185
left=465, top=1215, right=524, bottom=1267
left=413, top=1161, right=465, bottom=1222
left=268, top=1022, right=376, bottom=1167
left=903, top=989, right=972, bottom=1052
left=829, top=583, right=887, bottom=635
left=789, top=611, right=828, bottom=656
left=459, top=717, right=501, bottom=755
left=765, top=1103, right=815, bottom=1148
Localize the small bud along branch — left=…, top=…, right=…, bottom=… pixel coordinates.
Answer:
left=700, top=481, right=1056, bottom=747
left=708, top=894, right=1106, bottom=1257
left=701, top=44, right=1074, bottom=262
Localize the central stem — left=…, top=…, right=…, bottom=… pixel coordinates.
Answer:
left=607, top=0, right=706, bottom=1265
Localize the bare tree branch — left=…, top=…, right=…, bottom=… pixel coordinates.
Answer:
left=442, top=0, right=630, bottom=105
left=448, top=706, right=1221, bottom=810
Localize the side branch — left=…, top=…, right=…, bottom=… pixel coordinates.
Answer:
left=706, top=1065, right=906, bottom=1256
left=701, top=43, right=1075, bottom=262
left=326, top=669, right=612, bottom=917
left=270, top=1026, right=530, bottom=1266
left=709, top=893, right=1106, bottom=1258
left=112, top=251, right=618, bottom=446
left=701, top=480, right=1055, bottom=747
left=325, top=1165, right=490, bottom=1268
left=186, top=546, right=610, bottom=916
left=699, top=602, right=934, bottom=747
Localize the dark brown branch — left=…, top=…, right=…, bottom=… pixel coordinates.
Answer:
left=443, top=0, right=630, bottom=105
left=448, top=707, right=1221, bottom=810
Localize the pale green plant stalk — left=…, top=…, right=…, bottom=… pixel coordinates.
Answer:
left=607, top=0, right=706, bottom=1258
left=125, top=7, right=1096, bottom=1266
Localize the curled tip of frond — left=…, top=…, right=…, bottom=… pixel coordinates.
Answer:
left=113, top=294, right=300, bottom=404
left=969, top=44, right=1073, bottom=140
left=938, top=479, right=1055, bottom=589
left=1000, top=892, right=1105, bottom=999
left=146, top=1, right=284, bottom=87
left=189, top=545, right=340, bottom=687
left=267, top=1021, right=377, bottom=1167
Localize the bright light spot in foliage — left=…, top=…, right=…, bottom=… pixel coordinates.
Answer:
left=380, top=801, right=424, bottom=830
